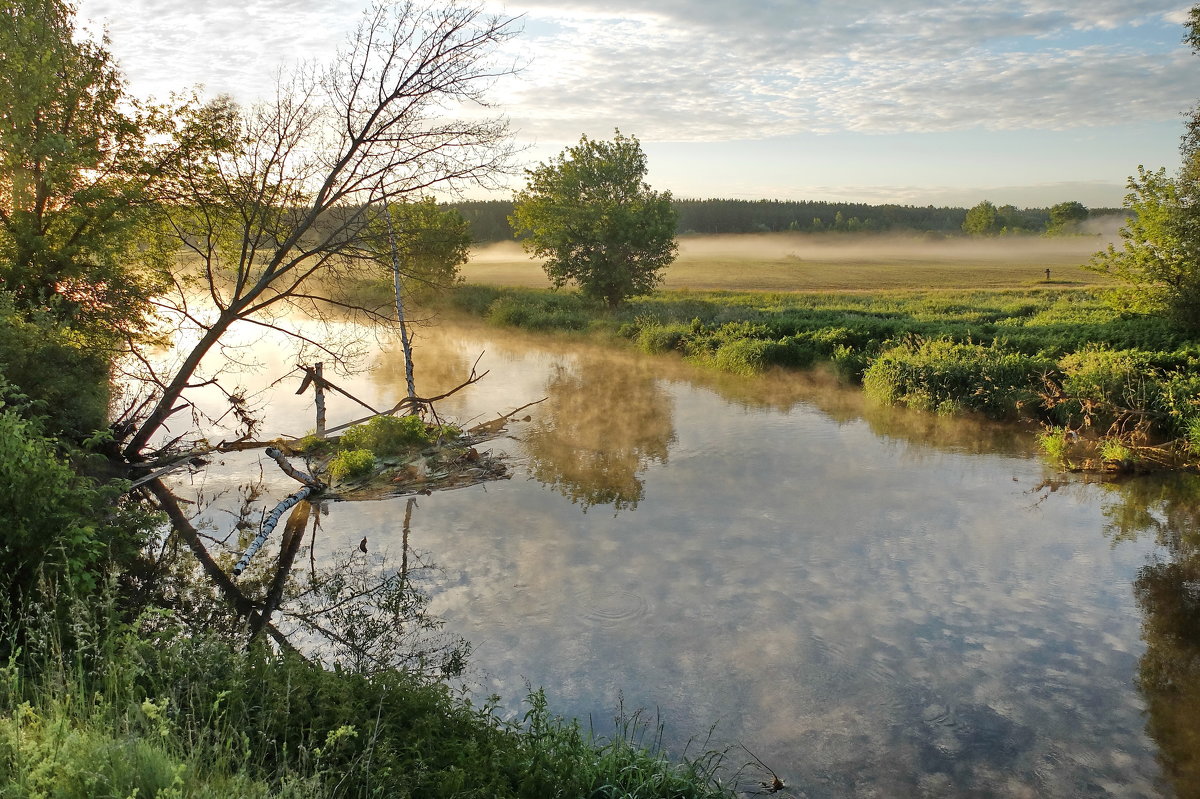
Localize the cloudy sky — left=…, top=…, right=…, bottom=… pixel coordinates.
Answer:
left=77, top=0, right=1198, bottom=207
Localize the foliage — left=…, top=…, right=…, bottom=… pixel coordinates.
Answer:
left=0, top=294, right=110, bottom=439
left=861, top=338, right=1051, bottom=418
left=1086, top=167, right=1200, bottom=326
left=371, top=198, right=472, bottom=300
left=327, top=448, right=375, bottom=482
left=1037, top=426, right=1073, bottom=465
left=451, top=198, right=1101, bottom=241
left=0, top=0, right=171, bottom=342
left=441, top=282, right=1200, bottom=464
left=511, top=130, right=678, bottom=308
left=340, top=413, right=455, bottom=455
left=1087, top=12, right=1200, bottom=328
left=0, top=599, right=737, bottom=799
left=1048, top=201, right=1089, bottom=234
left=963, top=200, right=1000, bottom=236
left=0, top=410, right=151, bottom=603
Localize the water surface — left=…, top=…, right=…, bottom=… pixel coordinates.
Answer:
left=173, top=318, right=1200, bottom=797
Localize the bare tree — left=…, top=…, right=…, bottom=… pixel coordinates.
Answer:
left=119, top=0, right=519, bottom=461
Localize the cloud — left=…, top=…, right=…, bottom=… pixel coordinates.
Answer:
left=498, top=0, right=1196, bottom=142
left=77, top=0, right=1195, bottom=144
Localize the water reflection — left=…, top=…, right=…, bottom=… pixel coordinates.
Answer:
left=1092, top=474, right=1200, bottom=796
left=523, top=357, right=675, bottom=511
left=161, top=316, right=1200, bottom=795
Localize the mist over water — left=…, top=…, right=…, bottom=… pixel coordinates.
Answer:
left=169, top=317, right=1197, bottom=797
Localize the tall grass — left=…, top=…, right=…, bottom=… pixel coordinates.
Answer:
left=1, top=591, right=737, bottom=798
left=438, top=284, right=1200, bottom=464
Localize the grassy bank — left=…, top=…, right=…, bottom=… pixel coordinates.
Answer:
left=439, top=284, right=1200, bottom=471
left=1, top=594, right=736, bottom=799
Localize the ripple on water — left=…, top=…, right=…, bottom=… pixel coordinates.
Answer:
left=580, top=590, right=649, bottom=628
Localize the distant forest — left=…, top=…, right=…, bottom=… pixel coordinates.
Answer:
left=447, top=198, right=1124, bottom=243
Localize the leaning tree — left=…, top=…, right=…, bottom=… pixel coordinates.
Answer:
left=118, top=0, right=519, bottom=463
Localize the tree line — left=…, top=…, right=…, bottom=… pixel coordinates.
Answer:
left=448, top=197, right=1122, bottom=242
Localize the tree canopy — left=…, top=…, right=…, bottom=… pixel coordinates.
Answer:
left=0, top=0, right=175, bottom=341
left=1087, top=9, right=1200, bottom=328
left=962, top=200, right=1000, bottom=236
left=1047, top=200, right=1089, bottom=234
left=510, top=130, right=677, bottom=308
left=371, top=198, right=471, bottom=298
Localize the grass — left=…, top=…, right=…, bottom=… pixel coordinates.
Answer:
left=1, top=593, right=739, bottom=799
left=432, top=269, right=1200, bottom=471
left=464, top=232, right=1115, bottom=292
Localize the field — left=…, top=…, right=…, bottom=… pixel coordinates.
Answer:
left=463, top=232, right=1117, bottom=292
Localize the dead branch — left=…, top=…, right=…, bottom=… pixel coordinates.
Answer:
left=264, top=446, right=323, bottom=488
left=323, top=366, right=490, bottom=435
left=297, top=363, right=380, bottom=415
left=233, top=486, right=318, bottom=576
left=145, top=478, right=303, bottom=658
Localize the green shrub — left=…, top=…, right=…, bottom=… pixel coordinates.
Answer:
left=1037, top=426, right=1073, bottom=464
left=0, top=296, right=111, bottom=440
left=485, top=294, right=592, bottom=331
left=635, top=322, right=690, bottom=354
left=710, top=338, right=773, bottom=375
left=340, top=414, right=456, bottom=455
left=863, top=338, right=1051, bottom=419
left=0, top=410, right=151, bottom=600
left=1054, top=347, right=1158, bottom=426
left=328, top=449, right=375, bottom=482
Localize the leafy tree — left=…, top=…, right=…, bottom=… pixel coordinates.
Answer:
left=1087, top=167, right=1200, bottom=324
left=373, top=198, right=471, bottom=298
left=510, top=130, right=677, bottom=308
left=1048, top=201, right=1089, bottom=234
left=1088, top=9, right=1200, bottom=328
left=962, top=200, right=1000, bottom=236
left=0, top=0, right=172, bottom=341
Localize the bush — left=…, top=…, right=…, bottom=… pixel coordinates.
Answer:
left=328, top=449, right=375, bottom=482
left=863, top=338, right=1051, bottom=418
left=1, top=603, right=736, bottom=799
left=710, top=338, right=773, bottom=375
left=0, top=296, right=111, bottom=440
left=635, top=322, right=691, bottom=354
left=485, top=294, right=593, bottom=331
left=0, top=410, right=150, bottom=601
left=340, top=414, right=456, bottom=455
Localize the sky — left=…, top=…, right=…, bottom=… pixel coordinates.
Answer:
left=75, top=0, right=1199, bottom=208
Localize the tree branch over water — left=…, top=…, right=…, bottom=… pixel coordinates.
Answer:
left=120, top=1, right=520, bottom=461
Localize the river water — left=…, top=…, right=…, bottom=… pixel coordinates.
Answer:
left=169, top=317, right=1200, bottom=797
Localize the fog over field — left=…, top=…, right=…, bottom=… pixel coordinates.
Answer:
left=471, top=225, right=1123, bottom=266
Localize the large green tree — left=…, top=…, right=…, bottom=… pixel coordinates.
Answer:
left=510, top=131, right=677, bottom=308
left=1047, top=200, right=1089, bottom=234
left=0, top=0, right=172, bottom=340
left=962, top=200, right=1000, bottom=236
left=1088, top=6, right=1200, bottom=327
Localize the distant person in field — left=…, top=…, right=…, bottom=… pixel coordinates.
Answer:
left=1045, top=268, right=1051, bottom=281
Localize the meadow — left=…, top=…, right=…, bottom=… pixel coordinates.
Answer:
left=464, top=232, right=1116, bottom=292
left=445, top=232, right=1200, bottom=471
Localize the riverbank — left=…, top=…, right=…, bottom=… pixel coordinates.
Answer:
left=437, top=284, right=1200, bottom=472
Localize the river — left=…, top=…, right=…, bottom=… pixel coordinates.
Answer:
left=167, top=316, right=1200, bottom=797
